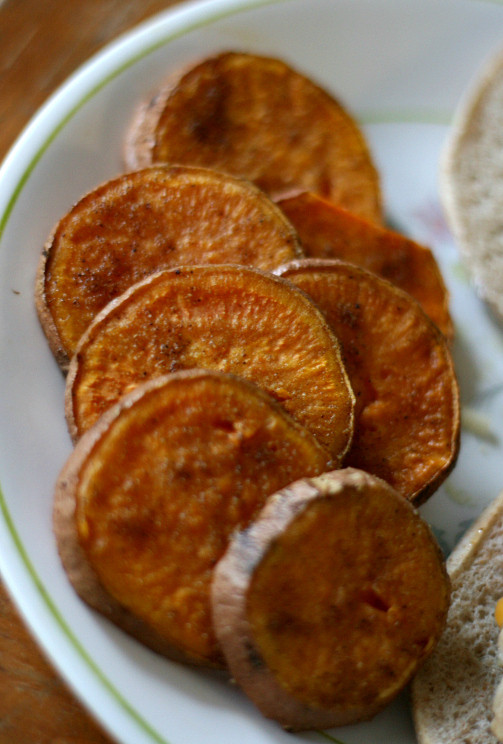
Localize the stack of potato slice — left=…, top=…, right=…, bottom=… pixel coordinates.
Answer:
left=36, top=51, right=460, bottom=731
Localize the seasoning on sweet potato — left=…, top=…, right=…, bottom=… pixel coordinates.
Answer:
left=275, top=259, right=460, bottom=504
left=212, top=467, right=450, bottom=730
left=66, top=264, right=355, bottom=460
left=277, top=191, right=453, bottom=340
left=35, top=165, right=303, bottom=372
left=54, top=369, right=332, bottom=668
left=124, top=51, right=382, bottom=223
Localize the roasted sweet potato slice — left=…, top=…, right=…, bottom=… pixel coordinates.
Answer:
left=35, top=164, right=303, bottom=371
left=212, top=468, right=450, bottom=730
left=54, top=370, right=331, bottom=667
left=277, top=191, right=453, bottom=340
left=275, top=259, right=460, bottom=504
left=66, top=264, right=355, bottom=460
left=124, top=51, right=382, bottom=223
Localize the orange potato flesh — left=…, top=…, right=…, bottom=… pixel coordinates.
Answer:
left=277, top=191, right=453, bottom=340
left=36, top=165, right=303, bottom=370
left=124, top=52, right=382, bottom=224
left=59, top=370, right=331, bottom=667
left=276, top=259, right=460, bottom=504
left=66, top=264, right=355, bottom=461
left=212, top=469, right=450, bottom=730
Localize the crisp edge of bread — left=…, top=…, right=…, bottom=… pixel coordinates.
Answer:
left=411, top=489, right=503, bottom=744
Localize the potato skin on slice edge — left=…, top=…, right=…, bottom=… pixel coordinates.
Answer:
left=211, top=468, right=450, bottom=731
left=54, top=369, right=332, bottom=668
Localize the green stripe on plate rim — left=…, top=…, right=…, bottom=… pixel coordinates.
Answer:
left=0, top=0, right=285, bottom=243
left=0, top=0, right=493, bottom=741
left=0, top=482, right=170, bottom=744
left=0, top=3, right=284, bottom=742
left=0, top=0, right=464, bottom=245
left=0, top=3, right=343, bottom=742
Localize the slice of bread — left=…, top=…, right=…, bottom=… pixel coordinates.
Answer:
left=411, top=490, right=503, bottom=743
left=441, top=46, right=503, bottom=324
left=493, top=652, right=503, bottom=741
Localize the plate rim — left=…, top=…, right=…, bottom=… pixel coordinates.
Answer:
left=0, top=1, right=298, bottom=742
left=0, top=1, right=500, bottom=742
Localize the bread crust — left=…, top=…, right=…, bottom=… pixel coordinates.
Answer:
left=441, top=46, right=503, bottom=325
left=412, top=490, right=503, bottom=744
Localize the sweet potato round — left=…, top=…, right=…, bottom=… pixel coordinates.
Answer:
left=35, top=164, right=302, bottom=371
left=275, top=258, right=460, bottom=504
left=54, top=370, right=331, bottom=668
left=66, top=263, right=355, bottom=459
left=277, top=191, right=453, bottom=340
left=212, top=468, right=450, bottom=730
left=124, top=51, right=382, bottom=223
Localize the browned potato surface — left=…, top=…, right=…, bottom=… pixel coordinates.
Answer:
left=277, top=190, right=453, bottom=339
left=276, top=259, right=460, bottom=504
left=66, top=264, right=355, bottom=460
left=36, top=165, right=302, bottom=371
left=212, top=468, right=450, bottom=730
left=124, top=51, right=382, bottom=223
left=54, top=370, right=331, bottom=667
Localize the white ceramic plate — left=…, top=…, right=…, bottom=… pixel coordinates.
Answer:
left=2, top=0, right=503, bottom=742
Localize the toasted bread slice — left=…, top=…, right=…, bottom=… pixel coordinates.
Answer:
left=35, top=164, right=303, bottom=371
left=124, top=51, right=382, bottom=223
left=275, top=259, right=460, bottom=504
left=441, top=46, right=503, bottom=324
left=54, top=369, right=331, bottom=667
left=66, top=264, right=355, bottom=460
left=412, top=490, right=503, bottom=744
left=492, top=627, right=503, bottom=741
left=277, top=191, right=453, bottom=340
left=212, top=468, right=450, bottom=730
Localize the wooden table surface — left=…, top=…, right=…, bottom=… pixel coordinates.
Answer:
left=0, top=2, right=186, bottom=741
